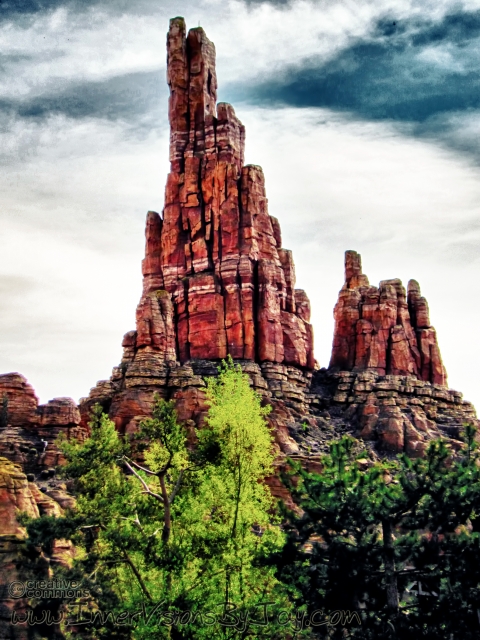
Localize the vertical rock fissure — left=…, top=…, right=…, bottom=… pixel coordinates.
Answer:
left=253, top=259, right=260, bottom=363
left=385, top=329, right=393, bottom=376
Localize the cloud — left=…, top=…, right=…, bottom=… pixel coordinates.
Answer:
left=239, top=105, right=480, bottom=406
left=0, top=0, right=171, bottom=21
left=1, top=0, right=480, bottom=411
left=242, top=0, right=291, bottom=6
left=0, top=70, right=167, bottom=131
left=0, top=275, right=36, bottom=303
left=241, top=9, right=480, bottom=158
left=409, top=109, right=480, bottom=162
left=246, top=9, right=480, bottom=119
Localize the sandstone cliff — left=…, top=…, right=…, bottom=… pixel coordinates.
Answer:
left=0, top=17, right=475, bottom=477
left=77, top=19, right=476, bottom=463
left=0, top=373, right=87, bottom=474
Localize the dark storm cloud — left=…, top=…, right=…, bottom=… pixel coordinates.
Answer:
left=0, top=53, right=34, bottom=67
left=0, top=0, right=101, bottom=22
left=0, top=0, right=163, bottom=21
left=0, top=70, right=167, bottom=125
left=0, top=0, right=66, bottom=17
left=242, top=9, right=480, bottom=157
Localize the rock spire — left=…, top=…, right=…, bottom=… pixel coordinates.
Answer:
left=329, top=250, right=447, bottom=386
left=134, top=17, right=314, bottom=369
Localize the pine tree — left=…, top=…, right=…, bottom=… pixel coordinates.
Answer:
left=275, top=426, right=480, bottom=639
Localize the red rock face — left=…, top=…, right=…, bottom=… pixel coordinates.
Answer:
left=131, top=17, right=314, bottom=370
left=329, top=251, right=447, bottom=386
left=0, top=375, right=86, bottom=471
left=0, top=373, right=39, bottom=428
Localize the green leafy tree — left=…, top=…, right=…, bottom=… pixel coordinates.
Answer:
left=23, top=359, right=296, bottom=639
left=122, top=398, right=193, bottom=544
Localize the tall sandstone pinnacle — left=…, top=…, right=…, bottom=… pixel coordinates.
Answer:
left=0, top=19, right=476, bottom=466
left=330, top=250, right=447, bottom=386
left=136, top=17, right=314, bottom=370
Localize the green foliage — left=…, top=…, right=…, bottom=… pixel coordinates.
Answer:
left=137, top=399, right=189, bottom=474
left=275, top=426, right=480, bottom=639
left=23, top=356, right=480, bottom=639
left=22, top=360, right=294, bottom=639
left=200, top=357, right=274, bottom=539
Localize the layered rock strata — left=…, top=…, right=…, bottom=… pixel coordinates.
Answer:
left=78, top=24, right=475, bottom=463
left=0, top=377, right=79, bottom=638
left=0, top=17, right=478, bottom=640
left=312, top=369, right=477, bottom=457
left=330, top=250, right=447, bottom=385
left=0, top=373, right=87, bottom=474
left=78, top=17, right=315, bottom=441
left=133, top=17, right=314, bottom=370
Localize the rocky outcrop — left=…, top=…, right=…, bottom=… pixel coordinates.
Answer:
left=132, top=17, right=314, bottom=372
left=0, top=374, right=38, bottom=428
left=0, top=20, right=477, bottom=476
left=0, top=374, right=87, bottom=474
left=318, top=369, right=476, bottom=457
left=78, top=17, right=315, bottom=438
left=330, top=251, right=447, bottom=385
left=0, top=388, right=78, bottom=637
left=0, top=17, right=478, bottom=640
left=0, top=458, right=74, bottom=640
left=78, top=23, right=474, bottom=462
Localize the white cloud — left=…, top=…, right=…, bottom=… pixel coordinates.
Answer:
left=3, top=0, right=479, bottom=103
left=0, top=114, right=170, bottom=402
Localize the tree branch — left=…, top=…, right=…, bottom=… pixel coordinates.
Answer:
left=123, top=456, right=157, bottom=476
left=123, top=459, right=164, bottom=503
left=169, top=470, right=184, bottom=505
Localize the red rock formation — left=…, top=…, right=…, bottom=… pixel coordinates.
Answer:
left=330, top=251, right=447, bottom=386
left=0, top=458, right=75, bottom=640
left=0, top=374, right=39, bottom=428
left=129, top=17, right=313, bottom=371
left=0, top=375, right=86, bottom=471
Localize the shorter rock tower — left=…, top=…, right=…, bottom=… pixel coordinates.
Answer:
left=330, top=250, right=446, bottom=385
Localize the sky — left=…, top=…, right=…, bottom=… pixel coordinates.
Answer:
left=1, top=0, right=480, bottom=410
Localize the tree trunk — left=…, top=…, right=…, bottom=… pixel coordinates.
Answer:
left=382, top=519, right=399, bottom=617
left=160, top=474, right=171, bottom=544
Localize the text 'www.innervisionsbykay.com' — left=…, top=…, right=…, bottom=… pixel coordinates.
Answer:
left=11, top=601, right=361, bottom=632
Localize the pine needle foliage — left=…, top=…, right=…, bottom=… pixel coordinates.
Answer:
left=275, top=426, right=480, bottom=639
